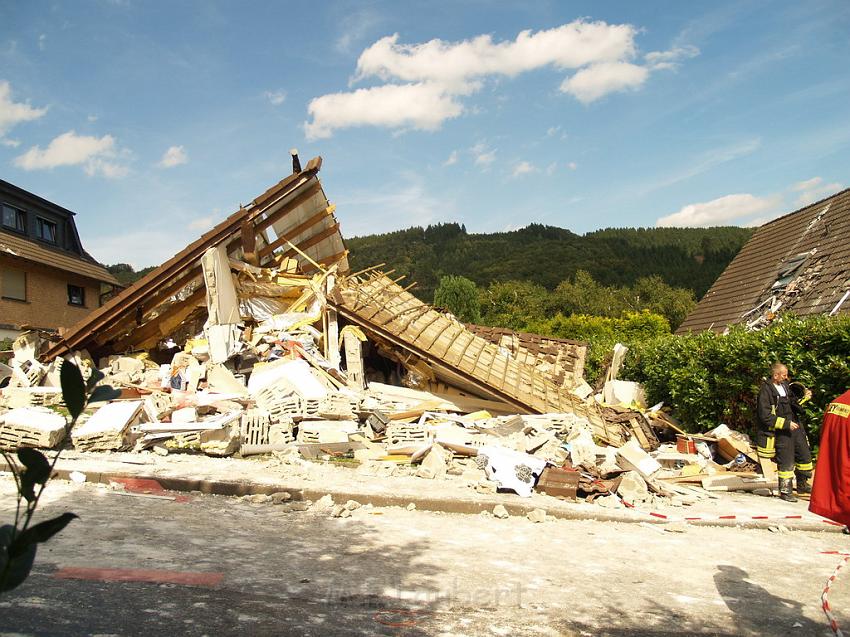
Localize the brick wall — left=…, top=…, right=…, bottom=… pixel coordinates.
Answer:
left=0, top=255, right=103, bottom=332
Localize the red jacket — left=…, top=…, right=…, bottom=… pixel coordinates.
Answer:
left=809, top=389, right=850, bottom=526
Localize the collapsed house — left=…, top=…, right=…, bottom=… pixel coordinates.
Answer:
left=677, top=187, right=850, bottom=333
left=0, top=157, right=769, bottom=505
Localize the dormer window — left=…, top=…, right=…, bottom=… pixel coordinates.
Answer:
left=2, top=204, right=25, bottom=232
left=36, top=217, right=57, bottom=243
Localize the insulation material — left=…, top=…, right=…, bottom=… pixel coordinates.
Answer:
left=0, top=406, right=67, bottom=450
left=476, top=445, right=548, bottom=498
left=72, top=400, right=144, bottom=451
left=202, top=246, right=242, bottom=363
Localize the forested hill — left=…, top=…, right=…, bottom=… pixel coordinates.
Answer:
left=346, top=223, right=754, bottom=302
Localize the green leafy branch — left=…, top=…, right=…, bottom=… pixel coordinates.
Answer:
left=0, top=360, right=120, bottom=594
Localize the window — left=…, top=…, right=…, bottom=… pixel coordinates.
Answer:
left=2, top=268, right=26, bottom=301
left=67, top=284, right=85, bottom=307
left=2, top=204, right=25, bottom=232
left=36, top=217, right=57, bottom=243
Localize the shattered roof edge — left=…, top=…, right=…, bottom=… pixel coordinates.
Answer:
left=42, top=160, right=323, bottom=360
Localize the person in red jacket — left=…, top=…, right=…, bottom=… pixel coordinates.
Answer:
left=809, top=389, right=850, bottom=528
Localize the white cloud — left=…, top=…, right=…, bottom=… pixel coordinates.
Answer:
left=264, top=90, right=286, bottom=106
left=305, top=21, right=695, bottom=137
left=512, top=161, right=535, bottom=177
left=645, top=45, right=700, bottom=70
left=791, top=176, right=843, bottom=207
left=567, top=161, right=577, bottom=170
left=560, top=61, right=649, bottom=103
left=188, top=216, right=216, bottom=231
left=1, top=138, right=20, bottom=148
left=158, top=145, right=188, bottom=168
left=471, top=142, right=496, bottom=167
left=38, top=34, right=46, bottom=51
left=335, top=8, right=382, bottom=55
left=336, top=174, right=454, bottom=237
left=656, top=193, right=780, bottom=227
left=0, top=80, right=48, bottom=137
left=354, top=23, right=637, bottom=86
left=443, top=150, right=458, bottom=166
left=87, top=114, right=98, bottom=122
left=546, top=126, right=561, bottom=137
left=14, top=130, right=127, bottom=178
left=305, top=82, right=463, bottom=140
left=545, top=162, right=557, bottom=176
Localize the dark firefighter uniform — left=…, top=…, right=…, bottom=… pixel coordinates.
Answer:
left=809, top=390, right=850, bottom=526
left=756, top=379, right=813, bottom=490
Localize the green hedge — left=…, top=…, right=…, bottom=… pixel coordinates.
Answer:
left=622, top=314, right=850, bottom=442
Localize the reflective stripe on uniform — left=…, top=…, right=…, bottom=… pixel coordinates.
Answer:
left=796, top=462, right=813, bottom=471
left=774, top=416, right=786, bottom=430
left=757, top=448, right=776, bottom=458
left=827, top=402, right=850, bottom=418
left=777, top=470, right=796, bottom=479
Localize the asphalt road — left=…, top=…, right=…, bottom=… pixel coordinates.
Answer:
left=0, top=479, right=847, bottom=636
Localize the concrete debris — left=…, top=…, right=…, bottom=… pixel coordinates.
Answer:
left=330, top=504, right=351, bottom=518
left=492, top=505, right=510, bottom=519
left=271, top=492, right=292, bottom=504
left=314, top=494, right=334, bottom=510
left=0, top=160, right=769, bottom=515
left=616, top=471, right=651, bottom=505
left=527, top=509, right=547, bottom=523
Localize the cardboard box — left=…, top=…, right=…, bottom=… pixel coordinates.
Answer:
left=535, top=467, right=580, bottom=500
left=676, top=434, right=697, bottom=454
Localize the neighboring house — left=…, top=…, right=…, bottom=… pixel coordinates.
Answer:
left=0, top=179, right=120, bottom=340
left=677, top=187, right=850, bottom=333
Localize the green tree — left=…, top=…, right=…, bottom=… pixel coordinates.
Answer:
left=547, top=270, right=627, bottom=317
left=479, top=280, right=548, bottom=330
left=433, top=275, right=481, bottom=323
left=626, top=275, right=696, bottom=330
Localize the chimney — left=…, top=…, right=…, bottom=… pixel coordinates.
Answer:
left=290, top=148, right=301, bottom=174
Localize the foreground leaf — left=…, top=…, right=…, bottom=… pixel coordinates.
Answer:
left=0, top=524, right=37, bottom=593
left=60, top=361, right=86, bottom=420
left=17, top=448, right=51, bottom=485
left=9, top=513, right=78, bottom=558
left=88, top=385, right=122, bottom=404
left=85, top=367, right=104, bottom=391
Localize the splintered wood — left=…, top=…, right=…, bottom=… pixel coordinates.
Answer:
left=332, top=273, right=629, bottom=447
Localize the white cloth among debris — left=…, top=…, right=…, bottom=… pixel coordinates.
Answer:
left=476, top=445, right=548, bottom=498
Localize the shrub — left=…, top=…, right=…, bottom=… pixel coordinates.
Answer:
left=623, top=314, right=850, bottom=441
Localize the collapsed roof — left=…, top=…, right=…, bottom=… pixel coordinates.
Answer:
left=41, top=158, right=642, bottom=448
left=45, top=157, right=346, bottom=359
left=677, top=187, right=850, bottom=333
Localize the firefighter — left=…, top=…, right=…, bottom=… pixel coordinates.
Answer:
left=755, top=362, right=813, bottom=502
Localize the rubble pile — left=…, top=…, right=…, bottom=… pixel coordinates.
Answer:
left=0, top=156, right=775, bottom=507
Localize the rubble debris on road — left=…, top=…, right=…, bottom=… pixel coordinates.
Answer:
left=0, top=156, right=777, bottom=508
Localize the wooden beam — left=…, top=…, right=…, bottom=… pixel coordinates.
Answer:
left=258, top=205, right=335, bottom=259
left=241, top=220, right=258, bottom=265
left=253, top=182, right=323, bottom=235
left=92, top=270, right=204, bottom=346
left=278, top=222, right=341, bottom=261
left=110, top=287, right=206, bottom=352
left=42, top=163, right=322, bottom=361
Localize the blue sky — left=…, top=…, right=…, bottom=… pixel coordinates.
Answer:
left=1, top=1, right=849, bottom=268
